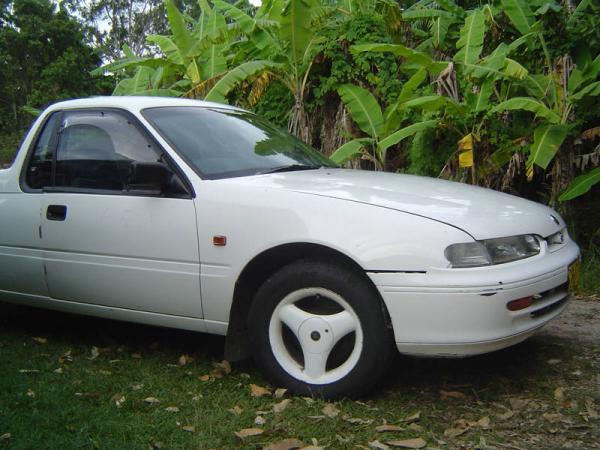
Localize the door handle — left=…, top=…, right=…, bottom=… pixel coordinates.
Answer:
left=46, top=205, right=67, bottom=221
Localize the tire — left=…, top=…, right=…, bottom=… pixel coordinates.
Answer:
left=248, top=258, right=394, bottom=398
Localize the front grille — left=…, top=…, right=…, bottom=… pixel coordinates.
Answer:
left=529, top=282, right=569, bottom=318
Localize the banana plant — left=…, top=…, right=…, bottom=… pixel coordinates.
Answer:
left=204, top=0, right=330, bottom=137
left=95, top=0, right=234, bottom=98
left=488, top=0, right=600, bottom=196
left=330, top=84, right=438, bottom=170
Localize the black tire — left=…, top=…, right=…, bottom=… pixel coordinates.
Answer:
left=247, top=258, right=394, bottom=398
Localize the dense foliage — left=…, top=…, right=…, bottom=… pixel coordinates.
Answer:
left=0, top=0, right=598, bottom=245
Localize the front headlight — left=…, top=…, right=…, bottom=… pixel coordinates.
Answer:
left=445, top=235, right=540, bottom=268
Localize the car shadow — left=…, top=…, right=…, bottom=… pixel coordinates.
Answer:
left=0, top=301, right=578, bottom=399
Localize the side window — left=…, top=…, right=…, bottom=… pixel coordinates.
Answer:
left=25, top=113, right=61, bottom=189
left=55, top=111, right=162, bottom=191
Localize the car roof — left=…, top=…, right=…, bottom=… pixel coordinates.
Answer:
left=44, top=96, right=243, bottom=115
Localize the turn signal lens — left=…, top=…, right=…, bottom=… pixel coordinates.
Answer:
left=506, top=296, right=533, bottom=311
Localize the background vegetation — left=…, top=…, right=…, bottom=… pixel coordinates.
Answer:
left=0, top=0, right=598, bottom=288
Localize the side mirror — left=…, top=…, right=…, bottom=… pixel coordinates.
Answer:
left=127, top=161, right=171, bottom=194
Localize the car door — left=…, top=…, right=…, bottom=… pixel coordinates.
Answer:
left=0, top=113, right=63, bottom=300
left=36, top=109, right=203, bottom=318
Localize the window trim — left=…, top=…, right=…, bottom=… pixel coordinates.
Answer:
left=19, top=107, right=195, bottom=199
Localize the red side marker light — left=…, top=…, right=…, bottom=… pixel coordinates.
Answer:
left=506, top=296, right=533, bottom=311
left=213, top=235, right=227, bottom=246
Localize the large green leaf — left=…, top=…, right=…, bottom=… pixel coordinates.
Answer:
left=146, top=35, right=184, bottom=65
left=378, top=120, right=438, bottom=156
left=454, top=9, right=485, bottom=66
left=281, top=0, right=316, bottom=68
left=398, top=69, right=428, bottom=104
left=204, top=60, right=278, bottom=103
left=473, top=79, right=494, bottom=112
left=434, top=0, right=464, bottom=16
left=166, top=0, right=194, bottom=54
left=491, top=97, right=561, bottom=123
left=500, top=0, right=534, bottom=36
left=337, top=84, right=384, bottom=139
left=113, top=66, right=154, bottom=95
left=213, top=0, right=255, bottom=34
left=402, top=9, right=453, bottom=20
left=352, top=43, right=447, bottom=74
left=401, top=95, right=465, bottom=116
left=559, top=167, right=600, bottom=201
left=431, top=15, right=451, bottom=48
left=330, top=138, right=373, bottom=164
left=569, top=81, right=600, bottom=101
left=528, top=124, right=568, bottom=170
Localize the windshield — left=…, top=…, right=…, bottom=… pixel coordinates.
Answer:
left=142, top=106, right=335, bottom=179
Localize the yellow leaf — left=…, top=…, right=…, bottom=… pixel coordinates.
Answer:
left=458, top=133, right=474, bottom=151
left=143, top=397, right=160, bottom=405
left=459, top=150, right=473, bottom=168
left=274, top=388, right=288, bottom=399
left=181, top=425, right=195, bottom=433
left=229, top=405, right=243, bottom=415
left=526, top=164, right=534, bottom=181
left=32, top=336, right=47, bottom=344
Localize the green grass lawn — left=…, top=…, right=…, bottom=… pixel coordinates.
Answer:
left=0, top=302, right=598, bottom=450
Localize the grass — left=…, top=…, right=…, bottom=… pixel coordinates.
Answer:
left=580, top=244, right=600, bottom=295
left=1, top=301, right=599, bottom=450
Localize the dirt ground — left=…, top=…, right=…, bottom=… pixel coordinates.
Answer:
left=540, top=295, right=600, bottom=344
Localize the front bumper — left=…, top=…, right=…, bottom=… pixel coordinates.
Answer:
left=368, top=239, right=580, bottom=357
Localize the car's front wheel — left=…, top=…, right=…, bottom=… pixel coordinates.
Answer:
left=248, top=259, right=393, bottom=398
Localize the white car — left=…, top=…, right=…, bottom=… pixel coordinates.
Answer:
left=0, top=97, right=580, bottom=397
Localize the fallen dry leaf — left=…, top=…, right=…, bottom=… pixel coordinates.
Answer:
left=165, top=406, right=179, bottom=413
left=26, top=389, right=35, bottom=397
left=543, top=413, right=563, bottom=423
left=234, top=428, right=264, bottom=439
left=263, top=438, right=304, bottom=450
left=19, top=369, right=40, bottom=374
left=229, top=405, right=243, bottom=415
left=111, top=394, right=125, bottom=408
left=476, top=416, right=490, bottom=428
left=440, top=389, right=467, bottom=400
left=53, top=368, right=64, bottom=374
left=181, top=425, right=195, bottom=433
left=32, top=336, right=47, bottom=344
left=369, top=440, right=390, bottom=450
left=0, top=433, right=11, bottom=441
left=273, top=399, right=292, bottom=414
left=407, top=423, right=423, bottom=432
left=343, top=416, right=373, bottom=425
left=255, top=416, right=266, bottom=425
left=131, top=353, right=142, bottom=359
left=298, top=446, right=324, bottom=450
left=322, top=403, right=340, bottom=418
left=213, top=360, right=231, bottom=375
left=496, top=409, right=515, bottom=421
left=90, top=346, right=100, bottom=360
left=198, top=374, right=210, bottom=382
left=131, top=383, right=144, bottom=391
left=250, top=384, right=271, bottom=397
left=143, top=397, right=160, bottom=405
left=178, top=354, right=193, bottom=366
left=376, top=425, right=404, bottom=433
left=385, top=438, right=426, bottom=449
left=554, top=387, right=565, bottom=401
left=59, top=350, right=73, bottom=364
left=547, top=358, right=561, bottom=365
left=400, top=412, right=421, bottom=423
left=274, top=388, right=288, bottom=399
left=508, top=397, right=529, bottom=410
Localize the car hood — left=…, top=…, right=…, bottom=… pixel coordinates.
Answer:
left=234, top=168, right=564, bottom=240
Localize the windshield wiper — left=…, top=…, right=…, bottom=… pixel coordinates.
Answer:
left=258, top=164, right=322, bottom=175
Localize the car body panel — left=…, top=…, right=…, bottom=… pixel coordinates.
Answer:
left=40, top=193, right=202, bottom=317
left=0, top=97, right=581, bottom=362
